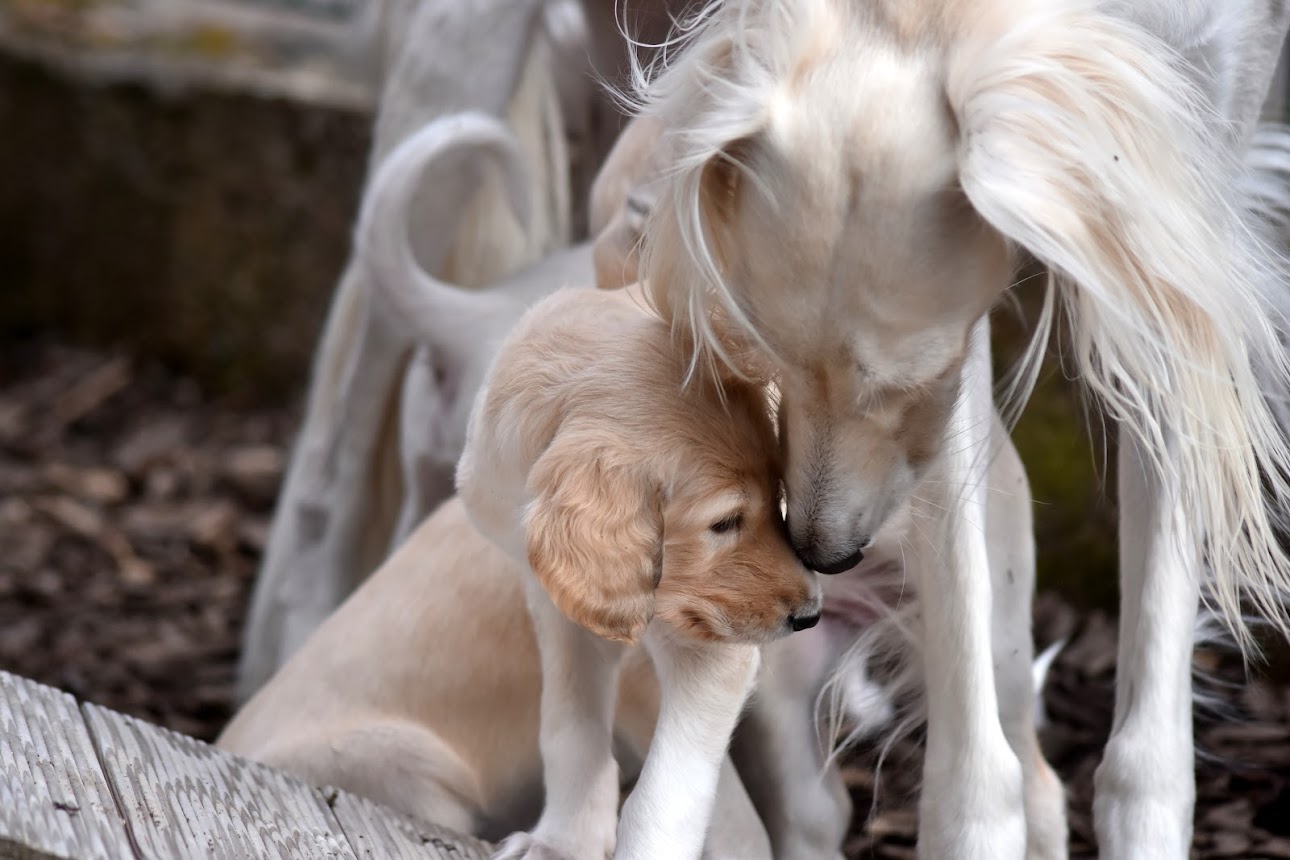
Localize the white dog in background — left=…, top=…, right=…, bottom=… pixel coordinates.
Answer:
left=236, top=0, right=686, bottom=702
left=633, top=0, right=1290, bottom=858
left=236, top=0, right=578, bottom=700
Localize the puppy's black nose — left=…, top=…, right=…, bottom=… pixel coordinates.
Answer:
left=789, top=611, right=821, bottom=632
left=797, top=546, right=864, bottom=576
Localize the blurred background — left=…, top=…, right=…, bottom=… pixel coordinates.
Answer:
left=1, top=2, right=1289, bottom=857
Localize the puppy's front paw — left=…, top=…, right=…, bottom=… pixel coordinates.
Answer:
left=491, top=832, right=608, bottom=860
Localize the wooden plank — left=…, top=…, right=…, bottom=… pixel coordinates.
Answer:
left=0, top=671, right=136, bottom=860
left=83, top=703, right=354, bottom=860
left=329, top=790, right=492, bottom=860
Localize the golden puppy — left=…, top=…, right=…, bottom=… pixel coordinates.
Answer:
left=455, top=282, right=820, bottom=860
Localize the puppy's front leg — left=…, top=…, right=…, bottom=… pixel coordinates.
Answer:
left=1092, top=435, right=1198, bottom=860
left=496, top=581, right=626, bottom=860
left=914, top=320, right=1025, bottom=860
left=729, top=628, right=850, bottom=860
left=616, top=628, right=760, bottom=860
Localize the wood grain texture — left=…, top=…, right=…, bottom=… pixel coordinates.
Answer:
left=330, top=791, right=492, bottom=860
left=0, top=671, right=135, bottom=860
left=0, top=671, right=491, bottom=860
left=83, top=702, right=354, bottom=860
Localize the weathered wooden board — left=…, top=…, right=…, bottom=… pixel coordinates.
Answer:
left=83, top=703, right=354, bottom=860
left=0, top=672, right=135, bottom=860
left=330, top=790, right=492, bottom=860
left=0, top=671, right=493, bottom=860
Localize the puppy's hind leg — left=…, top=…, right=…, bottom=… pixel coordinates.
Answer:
left=495, top=581, right=627, bottom=860
left=259, top=718, right=483, bottom=835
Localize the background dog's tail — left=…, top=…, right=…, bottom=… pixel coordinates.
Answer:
left=354, top=112, right=530, bottom=353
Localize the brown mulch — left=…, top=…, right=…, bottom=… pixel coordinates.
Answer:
left=2, top=339, right=1289, bottom=858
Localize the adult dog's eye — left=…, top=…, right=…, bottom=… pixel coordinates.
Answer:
left=710, top=513, right=743, bottom=534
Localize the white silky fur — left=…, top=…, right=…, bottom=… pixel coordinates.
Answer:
left=630, top=1, right=1290, bottom=858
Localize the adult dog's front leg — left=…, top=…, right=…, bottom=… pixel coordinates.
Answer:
left=496, top=581, right=626, bottom=860
left=914, top=321, right=1025, bottom=860
left=616, top=628, right=761, bottom=860
left=1092, top=435, right=1198, bottom=860
left=987, top=420, right=1068, bottom=860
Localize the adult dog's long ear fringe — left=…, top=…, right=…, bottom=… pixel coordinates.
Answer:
left=949, top=3, right=1290, bottom=654
left=627, top=0, right=789, bottom=388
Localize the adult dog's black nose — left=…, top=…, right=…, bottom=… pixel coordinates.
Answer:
left=789, top=611, right=821, bottom=632
left=795, top=545, right=865, bottom=576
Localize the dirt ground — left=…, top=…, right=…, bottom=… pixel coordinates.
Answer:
left=2, top=338, right=1289, bottom=859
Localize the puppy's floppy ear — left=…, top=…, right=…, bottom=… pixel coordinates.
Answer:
left=524, top=432, right=662, bottom=643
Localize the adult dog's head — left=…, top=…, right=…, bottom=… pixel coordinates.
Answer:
left=638, top=0, right=1290, bottom=624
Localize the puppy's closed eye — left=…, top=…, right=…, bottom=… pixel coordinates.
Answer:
left=709, top=513, right=743, bottom=534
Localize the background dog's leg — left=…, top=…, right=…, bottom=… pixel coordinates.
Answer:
left=392, top=347, right=458, bottom=546
left=699, top=758, right=773, bottom=860
left=729, top=629, right=849, bottom=860
left=913, top=319, right=1026, bottom=860
left=986, top=422, right=1068, bottom=860
left=1092, top=435, right=1199, bottom=860
left=238, top=271, right=407, bottom=702
left=495, top=581, right=626, bottom=860
left=615, top=631, right=760, bottom=860
left=237, top=0, right=564, bottom=702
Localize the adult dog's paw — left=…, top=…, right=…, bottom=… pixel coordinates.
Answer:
left=490, top=832, right=609, bottom=860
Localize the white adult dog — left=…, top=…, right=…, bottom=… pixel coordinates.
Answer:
left=632, top=1, right=1290, bottom=858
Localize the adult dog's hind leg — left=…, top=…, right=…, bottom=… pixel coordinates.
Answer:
left=1092, top=435, right=1199, bottom=860
left=700, top=758, right=773, bottom=860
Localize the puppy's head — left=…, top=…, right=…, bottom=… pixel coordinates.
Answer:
left=524, top=373, right=819, bottom=645
left=653, top=376, right=822, bottom=643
